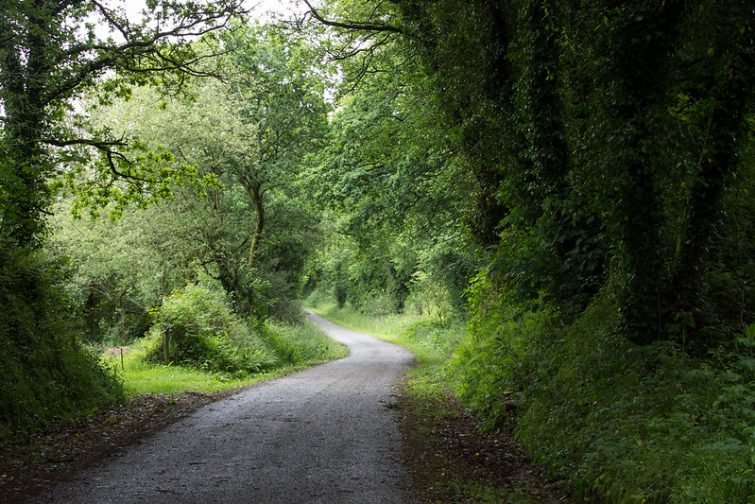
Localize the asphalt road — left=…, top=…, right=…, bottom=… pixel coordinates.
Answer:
left=32, top=313, right=416, bottom=503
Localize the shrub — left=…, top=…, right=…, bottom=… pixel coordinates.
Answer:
left=448, top=278, right=555, bottom=430
left=145, top=283, right=277, bottom=374
left=0, top=247, right=122, bottom=436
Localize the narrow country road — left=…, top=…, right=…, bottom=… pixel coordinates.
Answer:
left=32, top=313, right=416, bottom=504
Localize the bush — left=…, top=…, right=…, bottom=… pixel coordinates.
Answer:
left=517, top=294, right=754, bottom=502
left=145, top=283, right=277, bottom=375
left=0, top=247, right=122, bottom=436
left=448, top=276, right=555, bottom=430
left=305, top=288, right=332, bottom=310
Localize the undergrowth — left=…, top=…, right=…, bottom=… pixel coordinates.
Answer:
left=0, top=248, right=122, bottom=438
left=1, top=273, right=346, bottom=439
left=450, top=285, right=755, bottom=503
left=142, top=284, right=346, bottom=378
left=311, top=287, right=755, bottom=502
left=306, top=296, right=464, bottom=366
left=105, top=307, right=346, bottom=396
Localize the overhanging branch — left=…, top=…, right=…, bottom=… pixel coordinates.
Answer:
left=302, top=0, right=404, bottom=34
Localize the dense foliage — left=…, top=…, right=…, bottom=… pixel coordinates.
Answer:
left=1, top=0, right=752, bottom=500
left=0, top=0, right=242, bottom=435
left=306, top=0, right=754, bottom=501
left=0, top=4, right=331, bottom=435
left=0, top=246, right=122, bottom=435
left=143, top=283, right=277, bottom=374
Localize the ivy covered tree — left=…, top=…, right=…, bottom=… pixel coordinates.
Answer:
left=0, top=0, right=243, bottom=433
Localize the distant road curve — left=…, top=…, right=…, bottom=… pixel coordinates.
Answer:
left=33, top=312, right=416, bottom=504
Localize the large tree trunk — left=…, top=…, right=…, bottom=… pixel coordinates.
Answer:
left=0, top=7, right=52, bottom=249
left=600, top=1, right=685, bottom=344
left=666, top=18, right=754, bottom=347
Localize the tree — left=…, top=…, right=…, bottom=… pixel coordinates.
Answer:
left=301, top=2, right=755, bottom=498
left=301, top=3, right=481, bottom=316
left=88, top=23, right=329, bottom=318
left=219, top=24, right=329, bottom=270
left=307, top=0, right=754, bottom=346
left=0, top=0, right=243, bottom=249
left=0, top=0, right=243, bottom=433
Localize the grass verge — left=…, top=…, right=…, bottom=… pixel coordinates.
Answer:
left=102, top=318, right=347, bottom=397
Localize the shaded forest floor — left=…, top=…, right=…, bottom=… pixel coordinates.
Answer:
left=399, top=377, right=567, bottom=503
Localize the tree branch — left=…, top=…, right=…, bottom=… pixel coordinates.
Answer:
left=45, top=0, right=244, bottom=105
left=44, top=136, right=155, bottom=184
left=43, top=137, right=128, bottom=148
left=302, top=0, right=404, bottom=34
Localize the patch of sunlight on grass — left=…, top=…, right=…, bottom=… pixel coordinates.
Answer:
left=119, top=366, right=264, bottom=395
left=101, top=339, right=297, bottom=397
left=306, top=301, right=422, bottom=342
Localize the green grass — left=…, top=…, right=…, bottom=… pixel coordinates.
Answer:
left=307, top=300, right=422, bottom=341
left=102, top=318, right=347, bottom=397
left=103, top=350, right=269, bottom=396
left=264, top=319, right=348, bottom=366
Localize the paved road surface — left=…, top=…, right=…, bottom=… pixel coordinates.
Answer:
left=32, top=313, right=415, bottom=503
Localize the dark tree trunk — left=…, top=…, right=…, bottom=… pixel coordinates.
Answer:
left=602, top=1, right=686, bottom=344
left=666, top=11, right=754, bottom=346
left=0, top=10, right=52, bottom=249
